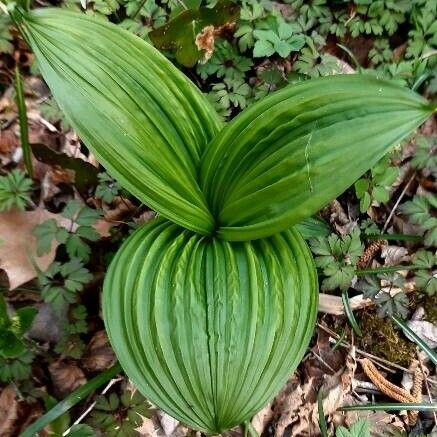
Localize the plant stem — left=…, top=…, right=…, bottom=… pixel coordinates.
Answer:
left=340, top=403, right=437, bottom=412
left=382, top=172, right=415, bottom=233
left=317, top=389, right=329, bottom=437
left=14, top=66, right=33, bottom=178
left=355, top=265, right=422, bottom=275
left=341, top=290, right=363, bottom=336
left=131, top=0, right=148, bottom=20
left=366, top=233, right=423, bottom=242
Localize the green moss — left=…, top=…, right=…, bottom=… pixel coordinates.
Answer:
left=358, top=312, right=416, bottom=366
left=422, top=295, right=437, bottom=324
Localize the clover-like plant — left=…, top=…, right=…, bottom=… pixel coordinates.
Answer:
left=11, top=7, right=435, bottom=434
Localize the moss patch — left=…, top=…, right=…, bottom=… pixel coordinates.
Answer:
left=359, top=312, right=416, bottom=366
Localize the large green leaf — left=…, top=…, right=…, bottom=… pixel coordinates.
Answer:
left=15, top=8, right=222, bottom=234
left=103, top=218, right=318, bottom=433
left=200, top=75, right=434, bottom=241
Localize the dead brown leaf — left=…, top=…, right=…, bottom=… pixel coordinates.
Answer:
left=0, top=207, right=68, bottom=289
left=195, top=25, right=215, bottom=63
left=0, top=385, right=19, bottom=437
left=407, top=320, right=437, bottom=349
left=0, top=128, right=17, bottom=156
left=274, top=376, right=313, bottom=436
left=49, top=361, right=87, bottom=398
left=381, top=245, right=410, bottom=266
left=341, top=407, right=406, bottom=436
left=82, top=330, right=116, bottom=372
left=251, top=402, right=274, bottom=435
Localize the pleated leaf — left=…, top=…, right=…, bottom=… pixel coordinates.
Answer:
left=103, top=218, right=318, bottom=433
left=16, top=8, right=222, bottom=234
left=200, top=75, right=434, bottom=241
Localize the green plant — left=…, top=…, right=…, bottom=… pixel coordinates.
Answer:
left=336, top=418, right=370, bottom=437
left=207, top=77, right=252, bottom=117
left=197, top=39, right=252, bottom=81
left=347, top=1, right=411, bottom=38
left=356, top=273, right=409, bottom=318
left=86, top=391, right=149, bottom=436
left=360, top=218, right=380, bottom=235
left=40, top=96, right=71, bottom=131
left=55, top=304, right=88, bottom=358
left=34, top=199, right=102, bottom=262
left=65, top=424, right=96, bottom=437
left=368, top=38, right=393, bottom=65
left=38, top=258, right=92, bottom=314
left=95, top=172, right=121, bottom=203
left=234, top=0, right=272, bottom=52
left=0, top=294, right=36, bottom=358
left=15, top=66, right=33, bottom=177
left=354, top=155, right=399, bottom=213
left=400, top=195, right=437, bottom=247
left=0, top=349, right=34, bottom=382
left=253, top=15, right=305, bottom=57
left=14, top=6, right=434, bottom=434
left=0, top=169, right=33, bottom=211
left=411, top=135, right=437, bottom=176
left=406, top=0, right=437, bottom=60
left=310, top=228, right=363, bottom=291
left=413, top=250, right=437, bottom=296
left=0, top=14, right=13, bottom=54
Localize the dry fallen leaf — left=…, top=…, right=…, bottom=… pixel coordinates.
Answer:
left=0, top=205, right=113, bottom=289
left=0, top=129, right=18, bottom=158
left=341, top=407, right=406, bottom=437
left=381, top=245, right=410, bottom=266
left=0, top=385, right=19, bottom=437
left=407, top=320, right=437, bottom=349
left=251, top=402, right=274, bottom=435
left=0, top=208, right=68, bottom=289
left=136, top=407, right=189, bottom=437
left=82, top=330, right=116, bottom=371
left=195, top=25, right=215, bottom=62
left=157, top=411, right=179, bottom=436
left=274, top=377, right=312, bottom=436
left=49, top=361, right=87, bottom=398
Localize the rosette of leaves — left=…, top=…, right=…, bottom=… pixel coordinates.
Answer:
left=87, top=391, right=149, bottom=436
left=0, top=169, right=33, bottom=211
left=356, top=273, right=409, bottom=318
left=310, top=228, right=363, bottom=291
left=13, top=7, right=435, bottom=433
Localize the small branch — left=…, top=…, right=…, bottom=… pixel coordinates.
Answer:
left=382, top=172, right=415, bottom=233
left=63, top=376, right=123, bottom=435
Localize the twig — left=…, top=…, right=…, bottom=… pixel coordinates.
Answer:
left=62, top=376, right=123, bottom=436
left=312, top=351, right=336, bottom=374
left=417, top=351, right=437, bottom=425
left=382, top=172, right=415, bottom=233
